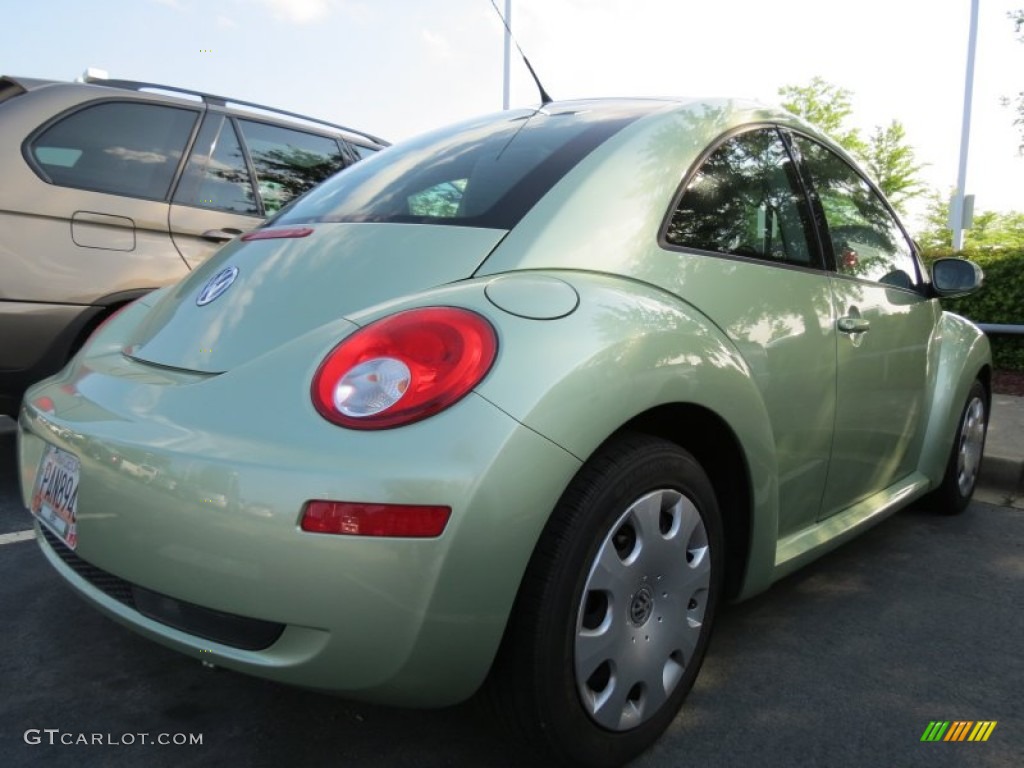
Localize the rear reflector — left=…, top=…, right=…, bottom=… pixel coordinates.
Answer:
left=33, top=396, right=56, bottom=414
left=301, top=501, right=451, bottom=538
left=240, top=226, right=314, bottom=241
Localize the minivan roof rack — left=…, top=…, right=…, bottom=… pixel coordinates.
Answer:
left=83, top=76, right=389, bottom=147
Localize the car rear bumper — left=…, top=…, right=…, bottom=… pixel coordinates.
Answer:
left=18, top=354, right=581, bottom=705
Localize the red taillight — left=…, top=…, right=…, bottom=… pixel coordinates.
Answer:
left=33, top=396, right=55, bottom=414
left=240, top=226, right=314, bottom=241
left=301, top=501, right=451, bottom=537
left=311, top=307, right=497, bottom=429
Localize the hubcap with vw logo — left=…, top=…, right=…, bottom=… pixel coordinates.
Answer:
left=574, top=488, right=711, bottom=731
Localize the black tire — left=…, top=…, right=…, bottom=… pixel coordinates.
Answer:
left=929, top=379, right=988, bottom=515
left=488, top=433, right=723, bottom=767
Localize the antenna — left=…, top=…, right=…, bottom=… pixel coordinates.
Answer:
left=488, top=0, right=552, bottom=106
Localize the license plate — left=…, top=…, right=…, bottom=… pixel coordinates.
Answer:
left=30, top=444, right=80, bottom=550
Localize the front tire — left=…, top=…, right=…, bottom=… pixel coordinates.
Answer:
left=930, top=379, right=988, bottom=515
left=489, top=433, right=723, bottom=767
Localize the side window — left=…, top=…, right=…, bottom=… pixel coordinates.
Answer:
left=29, top=102, right=198, bottom=200
left=348, top=143, right=380, bottom=160
left=173, top=115, right=259, bottom=215
left=794, top=137, right=919, bottom=289
left=665, top=128, right=817, bottom=267
left=235, top=121, right=348, bottom=215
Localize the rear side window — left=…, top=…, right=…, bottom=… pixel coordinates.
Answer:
left=348, top=143, right=380, bottom=159
left=665, top=127, right=818, bottom=267
left=28, top=102, right=198, bottom=200
left=235, top=120, right=348, bottom=215
left=273, top=105, right=648, bottom=230
left=173, top=115, right=259, bottom=215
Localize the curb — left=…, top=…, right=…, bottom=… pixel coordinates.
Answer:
left=978, top=394, right=1024, bottom=502
left=978, top=455, right=1024, bottom=499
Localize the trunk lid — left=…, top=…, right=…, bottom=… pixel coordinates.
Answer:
left=127, top=223, right=505, bottom=372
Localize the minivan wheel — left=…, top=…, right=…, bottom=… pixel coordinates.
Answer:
left=488, top=433, right=723, bottom=767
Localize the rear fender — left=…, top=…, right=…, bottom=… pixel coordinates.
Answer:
left=468, top=271, right=781, bottom=598
left=344, top=272, right=783, bottom=606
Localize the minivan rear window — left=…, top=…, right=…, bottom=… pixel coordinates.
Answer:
left=273, top=105, right=650, bottom=231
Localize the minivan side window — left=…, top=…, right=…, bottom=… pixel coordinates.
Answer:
left=29, top=102, right=198, bottom=200
left=235, top=121, right=348, bottom=215
left=665, top=128, right=818, bottom=267
left=173, top=115, right=259, bottom=215
left=794, top=137, right=919, bottom=289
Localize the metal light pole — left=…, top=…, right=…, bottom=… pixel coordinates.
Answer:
left=952, top=0, right=979, bottom=251
left=502, top=0, right=512, bottom=109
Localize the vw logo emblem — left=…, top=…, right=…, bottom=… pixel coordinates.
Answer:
left=629, top=586, right=654, bottom=627
left=196, top=266, right=239, bottom=306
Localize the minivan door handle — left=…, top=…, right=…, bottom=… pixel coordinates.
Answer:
left=201, top=228, right=243, bottom=243
left=838, top=317, right=871, bottom=334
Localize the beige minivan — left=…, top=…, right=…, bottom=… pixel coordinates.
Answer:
left=0, top=73, right=387, bottom=416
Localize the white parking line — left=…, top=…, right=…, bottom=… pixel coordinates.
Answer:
left=0, top=530, right=36, bottom=546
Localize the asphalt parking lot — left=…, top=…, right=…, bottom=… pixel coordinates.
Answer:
left=0, top=417, right=1021, bottom=768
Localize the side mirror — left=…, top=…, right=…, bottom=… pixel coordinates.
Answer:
left=931, top=258, right=983, bottom=298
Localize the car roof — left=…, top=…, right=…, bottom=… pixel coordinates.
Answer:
left=0, top=73, right=389, bottom=149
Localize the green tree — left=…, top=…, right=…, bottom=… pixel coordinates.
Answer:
left=862, top=120, right=926, bottom=214
left=777, top=77, right=866, bottom=155
left=915, top=190, right=1024, bottom=250
left=917, top=191, right=953, bottom=249
left=1010, top=10, right=1024, bottom=151
left=778, top=78, right=926, bottom=212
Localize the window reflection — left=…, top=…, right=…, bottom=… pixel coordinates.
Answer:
left=795, top=138, right=918, bottom=289
left=237, top=120, right=347, bottom=215
left=206, top=121, right=256, bottom=214
left=666, top=128, right=817, bottom=267
left=31, top=102, right=197, bottom=200
left=174, top=117, right=258, bottom=215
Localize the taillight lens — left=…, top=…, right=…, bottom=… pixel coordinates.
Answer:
left=33, top=396, right=56, bottom=414
left=312, top=307, right=497, bottom=429
left=301, top=501, right=451, bottom=537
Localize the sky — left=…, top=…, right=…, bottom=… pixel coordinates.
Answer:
left=3, top=0, right=1022, bottom=230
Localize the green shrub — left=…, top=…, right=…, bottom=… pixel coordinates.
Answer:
left=921, top=248, right=1024, bottom=371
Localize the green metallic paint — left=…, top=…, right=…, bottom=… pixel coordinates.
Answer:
left=19, top=350, right=582, bottom=704
left=483, top=273, right=579, bottom=319
left=774, top=471, right=931, bottom=577
left=17, top=98, right=992, bottom=706
left=128, top=224, right=507, bottom=372
left=917, top=311, right=992, bottom=486
left=820, top=278, right=936, bottom=518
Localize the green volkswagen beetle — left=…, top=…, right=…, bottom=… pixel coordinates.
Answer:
left=18, top=98, right=989, bottom=767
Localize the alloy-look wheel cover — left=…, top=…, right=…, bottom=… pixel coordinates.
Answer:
left=574, top=488, right=711, bottom=731
left=957, top=396, right=986, bottom=497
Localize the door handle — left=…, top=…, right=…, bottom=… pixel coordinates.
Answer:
left=838, top=317, right=871, bottom=334
left=201, top=228, right=243, bottom=243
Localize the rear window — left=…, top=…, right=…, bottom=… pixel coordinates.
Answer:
left=273, top=105, right=648, bottom=230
